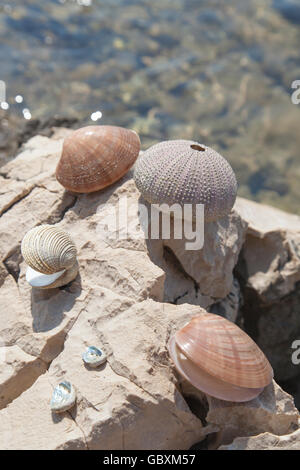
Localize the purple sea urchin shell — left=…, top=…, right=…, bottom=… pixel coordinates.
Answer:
left=134, top=140, right=238, bottom=222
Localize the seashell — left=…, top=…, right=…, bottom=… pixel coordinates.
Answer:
left=168, top=313, right=273, bottom=402
left=26, top=266, right=66, bottom=287
left=50, top=380, right=76, bottom=413
left=134, top=140, right=237, bottom=222
left=21, top=225, right=78, bottom=288
left=56, top=125, right=141, bottom=193
left=82, top=346, right=107, bottom=367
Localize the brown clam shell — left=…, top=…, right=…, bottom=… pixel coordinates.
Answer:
left=174, top=314, right=273, bottom=390
left=56, top=125, right=140, bottom=193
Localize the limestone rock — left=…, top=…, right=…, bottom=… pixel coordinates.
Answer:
left=234, top=197, right=300, bottom=381
left=235, top=197, right=300, bottom=303
left=0, top=345, right=47, bottom=410
left=209, top=277, right=241, bottom=323
left=0, top=178, right=33, bottom=217
left=47, top=300, right=217, bottom=450
left=220, top=427, right=300, bottom=450
left=162, top=210, right=247, bottom=299
left=178, top=374, right=299, bottom=449
left=1, top=134, right=65, bottom=182
left=0, top=129, right=298, bottom=450
left=0, top=130, right=209, bottom=449
left=0, top=375, right=86, bottom=450
left=206, top=381, right=299, bottom=447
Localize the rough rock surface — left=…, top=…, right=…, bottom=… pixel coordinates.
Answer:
left=220, top=427, right=300, bottom=450
left=234, top=198, right=300, bottom=381
left=179, top=376, right=299, bottom=449
left=0, top=129, right=299, bottom=450
left=206, top=381, right=299, bottom=447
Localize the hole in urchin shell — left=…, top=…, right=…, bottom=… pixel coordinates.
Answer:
left=190, top=144, right=205, bottom=152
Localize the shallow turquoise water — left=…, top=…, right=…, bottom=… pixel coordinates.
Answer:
left=0, top=0, right=300, bottom=213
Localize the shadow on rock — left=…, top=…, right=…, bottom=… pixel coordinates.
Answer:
left=137, top=195, right=209, bottom=307
left=70, top=170, right=135, bottom=220
left=30, top=272, right=82, bottom=332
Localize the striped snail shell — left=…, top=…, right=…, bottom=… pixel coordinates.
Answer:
left=21, top=225, right=78, bottom=288
left=56, top=125, right=141, bottom=193
left=168, top=313, right=273, bottom=402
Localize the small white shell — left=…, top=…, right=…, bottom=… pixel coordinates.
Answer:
left=50, top=381, right=76, bottom=413
left=82, top=346, right=107, bottom=368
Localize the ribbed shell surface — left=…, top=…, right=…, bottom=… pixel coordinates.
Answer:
left=168, top=336, right=264, bottom=402
left=21, top=225, right=77, bottom=274
left=134, top=140, right=237, bottom=221
left=175, top=314, right=273, bottom=389
left=56, top=125, right=140, bottom=193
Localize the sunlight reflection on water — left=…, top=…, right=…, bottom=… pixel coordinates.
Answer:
left=0, top=0, right=300, bottom=213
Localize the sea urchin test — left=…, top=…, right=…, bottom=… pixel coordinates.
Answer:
left=134, top=140, right=237, bottom=222
left=168, top=313, right=273, bottom=402
left=21, top=225, right=78, bottom=289
left=56, top=125, right=141, bottom=193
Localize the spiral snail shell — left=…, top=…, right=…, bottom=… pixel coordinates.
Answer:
left=21, top=225, right=78, bottom=288
left=56, top=125, right=141, bottom=193
left=134, top=140, right=237, bottom=222
left=168, top=313, right=273, bottom=402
